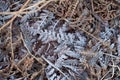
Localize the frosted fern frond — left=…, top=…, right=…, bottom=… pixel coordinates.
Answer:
left=100, top=27, right=114, bottom=41
left=0, top=14, right=13, bottom=26
left=0, top=1, right=9, bottom=12
left=20, top=9, right=87, bottom=80
left=62, top=59, right=79, bottom=66
left=88, top=50, right=103, bottom=67
left=1, top=15, right=13, bottom=20
left=20, top=22, right=36, bottom=52
left=32, top=10, right=55, bottom=30
left=21, top=10, right=55, bottom=36
left=21, top=8, right=38, bottom=23
left=117, top=35, right=120, bottom=56
left=36, top=28, right=87, bottom=48
left=21, top=13, right=38, bottom=23
left=38, top=30, right=57, bottom=43
left=62, top=65, right=80, bottom=73
left=65, top=51, right=80, bottom=59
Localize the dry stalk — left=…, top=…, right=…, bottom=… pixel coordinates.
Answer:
left=17, top=53, right=29, bottom=65
left=23, top=0, right=47, bottom=10
left=91, top=0, right=94, bottom=12
left=20, top=32, right=44, bottom=65
left=104, top=59, right=115, bottom=80
left=100, top=68, right=112, bottom=80
left=9, top=23, right=14, bottom=60
left=41, top=55, right=70, bottom=80
left=0, top=0, right=58, bottom=15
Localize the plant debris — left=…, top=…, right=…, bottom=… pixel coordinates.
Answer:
left=0, top=0, right=120, bottom=80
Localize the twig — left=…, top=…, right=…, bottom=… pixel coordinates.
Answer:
left=26, top=0, right=56, bottom=14
left=41, top=55, right=70, bottom=80
left=17, top=54, right=29, bottom=65
left=91, top=0, right=94, bottom=12
left=20, top=32, right=43, bottom=65
left=0, top=0, right=58, bottom=15
left=103, top=53, right=120, bottom=59
left=9, top=23, right=14, bottom=60
left=100, top=68, right=112, bottom=80
left=105, top=59, right=115, bottom=80
left=23, top=0, right=46, bottom=10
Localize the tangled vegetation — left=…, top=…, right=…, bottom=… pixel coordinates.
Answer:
left=0, top=0, right=120, bottom=80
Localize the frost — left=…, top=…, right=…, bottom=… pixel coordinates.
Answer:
left=117, top=35, right=120, bottom=56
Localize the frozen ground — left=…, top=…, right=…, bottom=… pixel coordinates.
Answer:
left=0, top=0, right=120, bottom=80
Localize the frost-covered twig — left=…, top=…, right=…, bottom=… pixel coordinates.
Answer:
left=41, top=55, right=70, bottom=80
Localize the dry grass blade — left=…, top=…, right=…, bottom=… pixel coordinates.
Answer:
left=23, top=0, right=46, bottom=10
left=0, top=0, right=57, bottom=15
left=23, top=0, right=58, bottom=15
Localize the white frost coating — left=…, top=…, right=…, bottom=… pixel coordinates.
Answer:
left=48, top=68, right=55, bottom=76
left=49, top=73, right=57, bottom=80
left=20, top=9, right=87, bottom=80
left=117, top=35, right=120, bottom=56
left=65, top=51, right=80, bottom=59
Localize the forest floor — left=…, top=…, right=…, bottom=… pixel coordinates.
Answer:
left=0, top=0, right=120, bottom=80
